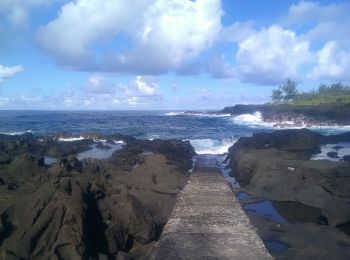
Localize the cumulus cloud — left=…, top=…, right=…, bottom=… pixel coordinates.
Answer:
left=284, top=1, right=350, bottom=26
left=121, top=76, right=160, bottom=99
left=235, top=25, right=311, bottom=85
left=85, top=74, right=114, bottom=94
left=309, top=41, right=350, bottom=81
left=37, top=0, right=223, bottom=74
left=283, top=1, right=350, bottom=82
left=221, top=21, right=256, bottom=42
left=0, top=0, right=62, bottom=28
left=207, top=55, right=236, bottom=79
left=0, top=98, right=9, bottom=106
left=59, top=75, right=161, bottom=108
left=285, top=1, right=350, bottom=46
left=0, top=64, right=24, bottom=82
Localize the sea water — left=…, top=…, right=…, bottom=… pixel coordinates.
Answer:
left=0, top=110, right=349, bottom=154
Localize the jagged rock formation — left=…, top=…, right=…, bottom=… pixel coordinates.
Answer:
left=0, top=134, right=194, bottom=259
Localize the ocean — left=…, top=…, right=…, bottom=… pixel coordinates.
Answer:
left=1, top=110, right=349, bottom=154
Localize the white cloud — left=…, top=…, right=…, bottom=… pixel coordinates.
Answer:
left=207, top=55, right=236, bottom=79
left=0, top=64, right=24, bottom=82
left=282, top=1, right=350, bottom=82
left=135, top=76, right=158, bottom=96
left=236, top=25, right=311, bottom=85
left=54, top=75, right=162, bottom=109
left=309, top=41, right=350, bottom=81
left=284, top=1, right=350, bottom=26
left=0, top=98, right=9, bottom=106
left=221, top=21, right=256, bottom=42
left=285, top=1, right=350, bottom=47
left=85, top=74, right=114, bottom=94
left=0, top=0, right=63, bottom=28
left=122, top=76, right=160, bottom=98
left=36, top=0, right=223, bottom=74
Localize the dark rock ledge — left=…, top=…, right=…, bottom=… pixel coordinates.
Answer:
left=226, top=129, right=350, bottom=259
left=0, top=133, right=194, bottom=260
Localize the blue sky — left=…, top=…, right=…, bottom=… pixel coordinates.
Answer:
left=0, top=0, right=349, bottom=110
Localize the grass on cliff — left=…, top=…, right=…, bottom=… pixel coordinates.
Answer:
left=292, top=94, right=350, bottom=105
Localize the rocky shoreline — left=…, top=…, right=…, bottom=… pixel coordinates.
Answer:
left=226, top=129, right=350, bottom=259
left=220, top=104, right=350, bottom=127
left=2, top=128, right=350, bottom=259
left=0, top=133, right=194, bottom=259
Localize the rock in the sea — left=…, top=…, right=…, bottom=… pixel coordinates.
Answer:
left=327, top=151, right=339, bottom=158
left=229, top=129, right=322, bottom=155
left=332, top=145, right=344, bottom=150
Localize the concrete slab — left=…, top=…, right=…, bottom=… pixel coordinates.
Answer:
left=151, top=155, right=273, bottom=260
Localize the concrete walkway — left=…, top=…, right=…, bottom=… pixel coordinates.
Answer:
left=152, top=155, right=272, bottom=260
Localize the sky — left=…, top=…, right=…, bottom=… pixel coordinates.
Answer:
left=0, top=0, right=349, bottom=110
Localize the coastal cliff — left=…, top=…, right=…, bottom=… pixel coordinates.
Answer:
left=220, top=104, right=350, bottom=126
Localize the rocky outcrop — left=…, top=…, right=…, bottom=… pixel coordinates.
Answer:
left=227, top=129, right=350, bottom=259
left=220, top=103, right=350, bottom=126
left=0, top=134, right=194, bottom=259
left=226, top=129, right=350, bottom=259
left=227, top=129, right=350, bottom=225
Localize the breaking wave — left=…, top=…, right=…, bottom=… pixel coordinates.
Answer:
left=190, top=138, right=238, bottom=155
left=231, top=112, right=273, bottom=127
left=0, top=130, right=33, bottom=135
left=164, top=112, right=231, bottom=117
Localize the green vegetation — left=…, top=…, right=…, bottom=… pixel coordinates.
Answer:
left=271, top=79, right=298, bottom=103
left=271, top=80, right=350, bottom=105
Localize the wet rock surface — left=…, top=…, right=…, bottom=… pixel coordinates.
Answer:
left=227, top=129, right=350, bottom=259
left=0, top=133, right=194, bottom=259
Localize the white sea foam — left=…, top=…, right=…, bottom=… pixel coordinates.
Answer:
left=113, top=140, right=125, bottom=144
left=308, top=125, right=350, bottom=132
left=231, top=111, right=273, bottom=127
left=231, top=111, right=350, bottom=132
left=164, top=112, right=185, bottom=116
left=93, top=139, right=107, bottom=143
left=164, top=111, right=230, bottom=117
left=58, top=136, right=85, bottom=142
left=190, top=138, right=238, bottom=155
left=0, top=130, right=32, bottom=135
left=146, top=133, right=161, bottom=141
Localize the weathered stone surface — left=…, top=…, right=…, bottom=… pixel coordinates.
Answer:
left=0, top=134, right=194, bottom=259
left=152, top=155, right=272, bottom=260
left=226, top=129, right=350, bottom=259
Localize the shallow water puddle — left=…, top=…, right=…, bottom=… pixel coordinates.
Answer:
left=264, top=240, right=289, bottom=254
left=44, top=155, right=58, bottom=165
left=77, top=141, right=124, bottom=160
left=243, top=200, right=288, bottom=224
left=216, top=155, right=240, bottom=188
left=312, top=142, right=350, bottom=161
left=236, top=191, right=251, bottom=200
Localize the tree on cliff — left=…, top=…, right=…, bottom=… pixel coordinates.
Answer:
left=271, top=79, right=298, bottom=103
left=271, top=88, right=283, bottom=103
left=282, top=79, right=298, bottom=100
